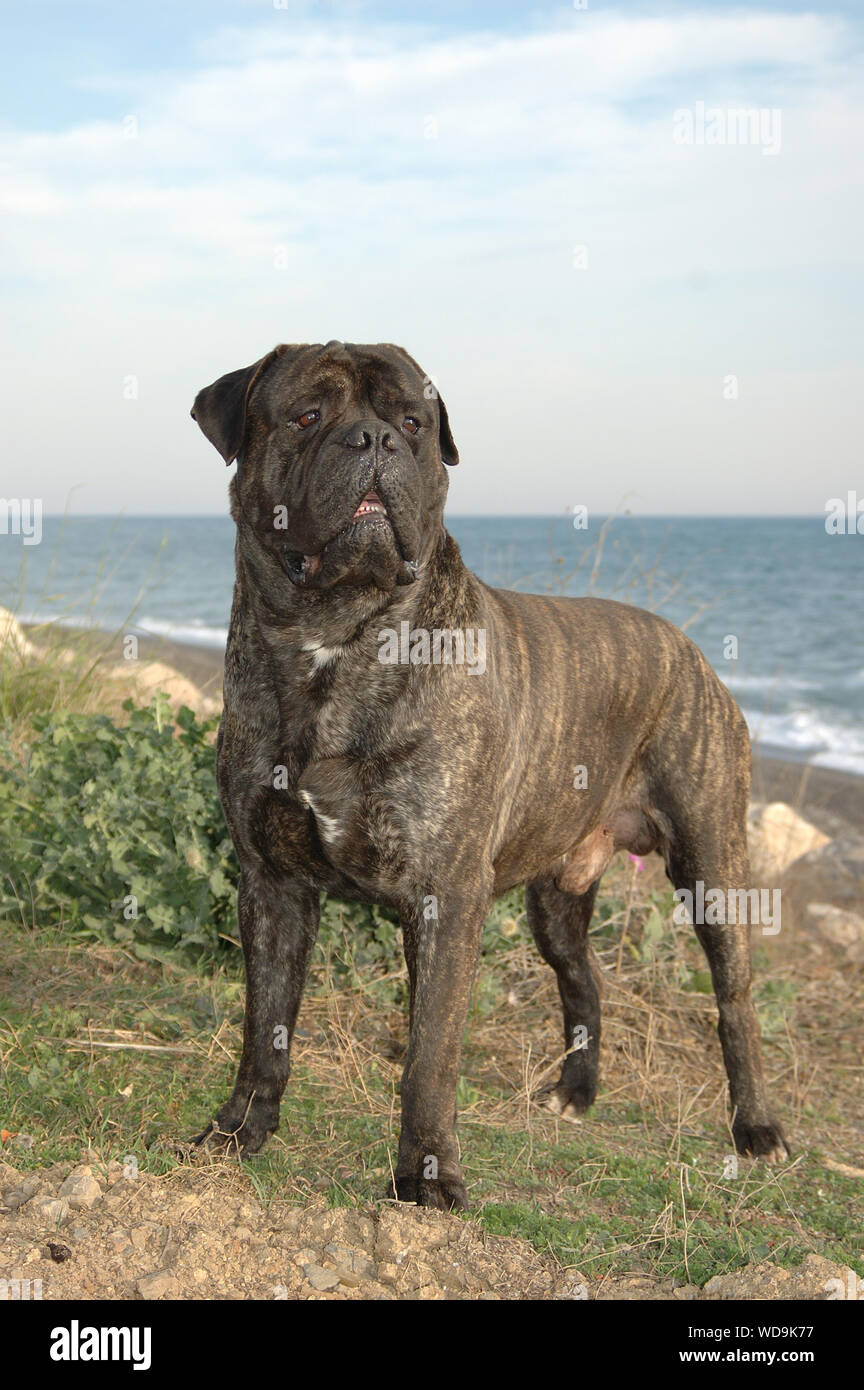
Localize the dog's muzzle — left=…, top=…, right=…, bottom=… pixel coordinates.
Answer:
left=282, top=487, right=421, bottom=589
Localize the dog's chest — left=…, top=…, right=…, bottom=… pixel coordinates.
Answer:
left=254, top=745, right=432, bottom=907
left=253, top=658, right=438, bottom=901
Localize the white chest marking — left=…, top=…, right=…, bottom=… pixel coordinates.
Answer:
left=299, top=790, right=342, bottom=843
left=303, top=641, right=344, bottom=670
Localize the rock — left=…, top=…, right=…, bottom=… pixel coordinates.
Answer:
left=328, top=1266, right=363, bottom=1289
left=781, top=838, right=864, bottom=918
left=58, top=1168, right=103, bottom=1210
left=804, top=903, right=864, bottom=961
left=290, top=1246, right=319, bottom=1266
left=31, top=1196, right=70, bottom=1225
left=106, top=1231, right=133, bottom=1254
left=374, top=1209, right=446, bottom=1261
left=101, top=1183, right=137, bottom=1212
left=822, top=1157, right=864, bottom=1179
left=702, top=1253, right=856, bottom=1300
left=0, top=608, right=36, bottom=660
left=304, top=1264, right=341, bottom=1291
left=394, top=1260, right=433, bottom=1291
left=137, top=1269, right=179, bottom=1300
left=106, top=659, right=220, bottom=719
left=2, top=1176, right=42, bottom=1210
left=323, top=1243, right=376, bottom=1280
left=556, top=1272, right=590, bottom=1300
left=748, top=802, right=830, bottom=879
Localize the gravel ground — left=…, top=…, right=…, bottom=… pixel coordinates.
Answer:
left=1, top=1156, right=856, bottom=1302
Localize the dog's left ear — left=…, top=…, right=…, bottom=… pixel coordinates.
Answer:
left=191, top=346, right=286, bottom=464
left=436, top=393, right=459, bottom=467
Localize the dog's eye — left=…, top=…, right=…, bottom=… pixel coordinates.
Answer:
left=402, top=417, right=420, bottom=435
left=295, top=410, right=320, bottom=429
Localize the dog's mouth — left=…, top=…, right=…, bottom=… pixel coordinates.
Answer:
left=283, top=489, right=418, bottom=588
left=351, top=490, right=387, bottom=522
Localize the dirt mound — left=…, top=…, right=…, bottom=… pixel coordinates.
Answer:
left=0, top=1157, right=855, bottom=1302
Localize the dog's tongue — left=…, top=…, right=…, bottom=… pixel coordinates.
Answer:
left=302, top=553, right=322, bottom=576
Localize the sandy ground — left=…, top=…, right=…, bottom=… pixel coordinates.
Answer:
left=1, top=1157, right=857, bottom=1302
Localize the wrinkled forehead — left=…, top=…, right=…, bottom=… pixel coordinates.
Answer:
left=263, top=341, right=425, bottom=411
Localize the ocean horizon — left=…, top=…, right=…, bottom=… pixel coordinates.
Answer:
left=1, top=513, right=862, bottom=777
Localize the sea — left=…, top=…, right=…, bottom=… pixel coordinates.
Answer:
left=1, top=514, right=862, bottom=777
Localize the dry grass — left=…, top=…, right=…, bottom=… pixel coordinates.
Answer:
left=2, top=854, right=862, bottom=1281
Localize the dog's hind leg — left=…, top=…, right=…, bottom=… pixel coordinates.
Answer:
left=527, top=874, right=602, bottom=1120
left=646, top=654, right=788, bottom=1161
left=665, top=824, right=789, bottom=1164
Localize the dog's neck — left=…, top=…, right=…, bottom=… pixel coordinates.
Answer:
left=237, top=523, right=471, bottom=638
left=227, top=524, right=482, bottom=753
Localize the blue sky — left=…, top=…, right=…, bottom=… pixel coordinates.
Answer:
left=1, top=1, right=862, bottom=514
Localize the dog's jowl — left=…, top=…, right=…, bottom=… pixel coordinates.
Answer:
left=190, top=340, right=787, bottom=1209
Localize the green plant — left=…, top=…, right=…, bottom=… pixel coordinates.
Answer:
left=0, top=694, right=235, bottom=951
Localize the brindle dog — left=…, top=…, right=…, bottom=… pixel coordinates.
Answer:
left=190, top=340, right=787, bottom=1209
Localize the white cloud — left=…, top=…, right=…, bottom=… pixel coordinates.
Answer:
left=1, top=8, right=862, bottom=514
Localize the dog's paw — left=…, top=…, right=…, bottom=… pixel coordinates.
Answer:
left=190, top=1102, right=277, bottom=1158
left=733, top=1118, right=789, bottom=1164
left=389, top=1173, right=468, bottom=1212
left=189, top=1120, right=249, bottom=1158
left=543, top=1081, right=594, bottom=1123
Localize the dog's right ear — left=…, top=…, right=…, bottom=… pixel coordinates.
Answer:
left=191, top=346, right=286, bottom=464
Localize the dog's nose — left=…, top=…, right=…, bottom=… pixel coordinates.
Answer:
left=341, top=420, right=399, bottom=453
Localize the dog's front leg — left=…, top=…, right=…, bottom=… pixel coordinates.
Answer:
left=194, top=868, right=319, bottom=1156
left=393, top=886, right=490, bottom=1211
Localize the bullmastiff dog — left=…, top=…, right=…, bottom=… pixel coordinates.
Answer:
left=190, top=340, right=787, bottom=1209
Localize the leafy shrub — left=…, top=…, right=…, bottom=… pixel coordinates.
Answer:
left=0, top=695, right=236, bottom=951
left=0, top=693, right=531, bottom=986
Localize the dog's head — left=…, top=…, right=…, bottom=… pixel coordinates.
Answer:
left=191, top=341, right=458, bottom=592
